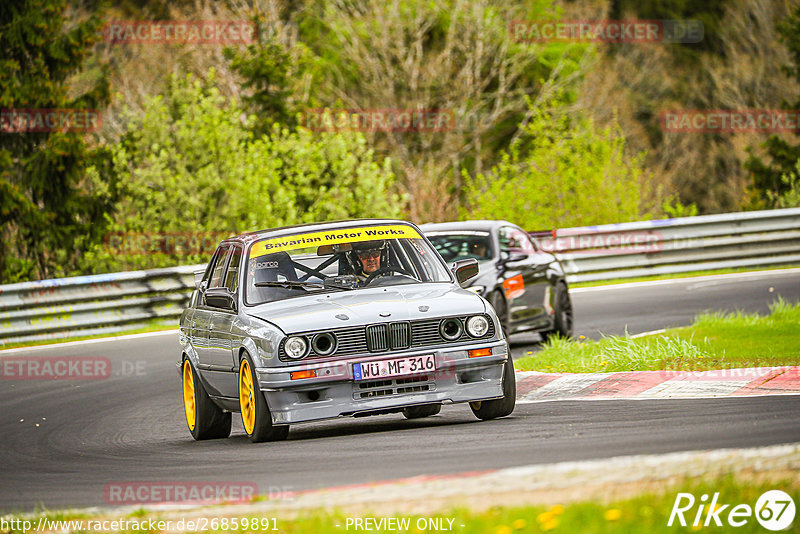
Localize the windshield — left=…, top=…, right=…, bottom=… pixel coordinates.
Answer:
left=245, top=223, right=452, bottom=305
left=426, top=232, right=493, bottom=262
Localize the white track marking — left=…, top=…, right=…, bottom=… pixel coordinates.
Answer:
left=570, top=267, right=800, bottom=293
left=0, top=329, right=178, bottom=354
left=520, top=373, right=607, bottom=401
left=639, top=380, right=751, bottom=398
left=629, top=328, right=666, bottom=338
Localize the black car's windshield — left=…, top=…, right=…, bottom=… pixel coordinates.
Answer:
left=245, top=224, right=451, bottom=305
left=427, top=232, right=493, bottom=262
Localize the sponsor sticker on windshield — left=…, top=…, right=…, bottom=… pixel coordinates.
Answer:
left=249, top=225, right=421, bottom=258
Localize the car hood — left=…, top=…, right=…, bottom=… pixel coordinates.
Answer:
left=246, top=283, right=486, bottom=333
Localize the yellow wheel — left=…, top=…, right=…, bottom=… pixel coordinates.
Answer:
left=181, top=357, right=231, bottom=440
left=183, top=360, right=197, bottom=431
left=238, top=353, right=290, bottom=443
left=239, top=359, right=256, bottom=435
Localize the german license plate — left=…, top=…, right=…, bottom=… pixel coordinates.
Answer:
left=353, top=354, right=435, bottom=381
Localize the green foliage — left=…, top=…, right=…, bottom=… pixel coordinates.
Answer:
left=760, top=159, right=800, bottom=208
left=80, top=72, right=402, bottom=273
left=515, top=298, right=800, bottom=373
left=745, top=2, right=800, bottom=207
left=0, top=0, right=113, bottom=283
left=609, top=0, right=727, bottom=57
left=224, top=23, right=301, bottom=134
left=295, top=0, right=588, bottom=220
left=661, top=194, right=698, bottom=218
left=462, top=100, right=646, bottom=229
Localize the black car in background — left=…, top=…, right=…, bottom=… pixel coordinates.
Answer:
left=421, top=220, right=573, bottom=341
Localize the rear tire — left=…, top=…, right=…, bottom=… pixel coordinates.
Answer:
left=402, top=404, right=441, bottom=419
left=182, top=358, right=231, bottom=440
left=239, top=353, right=290, bottom=443
left=540, top=282, right=573, bottom=343
left=470, top=355, right=516, bottom=420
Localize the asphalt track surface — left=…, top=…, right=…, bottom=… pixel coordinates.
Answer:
left=1, top=270, right=799, bottom=512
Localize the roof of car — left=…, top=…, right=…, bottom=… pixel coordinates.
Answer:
left=220, top=218, right=417, bottom=245
left=419, top=220, right=515, bottom=233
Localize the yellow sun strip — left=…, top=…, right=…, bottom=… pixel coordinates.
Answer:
left=248, top=224, right=422, bottom=259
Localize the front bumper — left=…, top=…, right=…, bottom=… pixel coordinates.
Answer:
left=255, top=340, right=509, bottom=424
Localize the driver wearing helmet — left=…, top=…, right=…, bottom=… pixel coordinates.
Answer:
left=351, top=240, right=387, bottom=282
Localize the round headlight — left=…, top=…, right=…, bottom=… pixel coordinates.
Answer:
left=466, top=315, right=490, bottom=338
left=312, top=332, right=337, bottom=356
left=440, top=318, right=463, bottom=341
left=284, top=336, right=308, bottom=359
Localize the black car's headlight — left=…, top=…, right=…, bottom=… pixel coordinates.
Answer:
left=466, top=315, right=490, bottom=337
left=284, top=336, right=309, bottom=359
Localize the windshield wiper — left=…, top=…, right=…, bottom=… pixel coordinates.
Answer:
left=254, top=280, right=354, bottom=291
left=254, top=281, right=323, bottom=291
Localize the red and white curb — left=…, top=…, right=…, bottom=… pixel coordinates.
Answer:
left=515, top=366, right=800, bottom=403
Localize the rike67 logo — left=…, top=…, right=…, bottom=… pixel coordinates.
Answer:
left=668, top=490, right=795, bottom=530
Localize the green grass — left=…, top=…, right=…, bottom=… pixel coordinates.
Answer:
left=3, top=474, right=796, bottom=533
left=516, top=298, right=800, bottom=373
left=569, top=264, right=800, bottom=288
left=418, top=475, right=800, bottom=534
left=0, top=319, right=176, bottom=351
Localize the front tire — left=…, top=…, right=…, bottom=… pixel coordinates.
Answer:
left=239, top=353, right=290, bottom=443
left=182, top=358, right=231, bottom=440
left=470, top=355, right=516, bottom=420
left=402, top=404, right=441, bottom=419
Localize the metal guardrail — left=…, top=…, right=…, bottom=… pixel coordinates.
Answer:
left=533, top=207, right=800, bottom=283
left=0, top=265, right=203, bottom=346
left=0, top=208, right=798, bottom=346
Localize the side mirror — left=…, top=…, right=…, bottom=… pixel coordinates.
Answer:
left=451, top=258, right=479, bottom=287
left=205, top=287, right=236, bottom=311
left=500, top=251, right=527, bottom=265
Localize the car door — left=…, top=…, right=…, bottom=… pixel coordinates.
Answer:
left=195, top=245, right=231, bottom=372
left=204, top=245, right=237, bottom=367
left=498, top=226, right=550, bottom=328
left=203, top=244, right=242, bottom=397
left=192, top=245, right=227, bottom=369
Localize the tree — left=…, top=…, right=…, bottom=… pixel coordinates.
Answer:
left=296, top=0, right=588, bottom=221
left=82, top=72, right=403, bottom=273
left=0, top=0, right=113, bottom=283
left=462, top=99, right=646, bottom=229
left=744, top=2, right=800, bottom=206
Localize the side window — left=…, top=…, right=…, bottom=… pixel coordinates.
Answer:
left=499, top=227, right=536, bottom=255
left=209, top=245, right=231, bottom=289
left=202, top=246, right=226, bottom=287
left=223, top=246, right=242, bottom=292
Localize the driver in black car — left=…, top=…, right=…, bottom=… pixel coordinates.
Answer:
left=351, top=240, right=387, bottom=282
